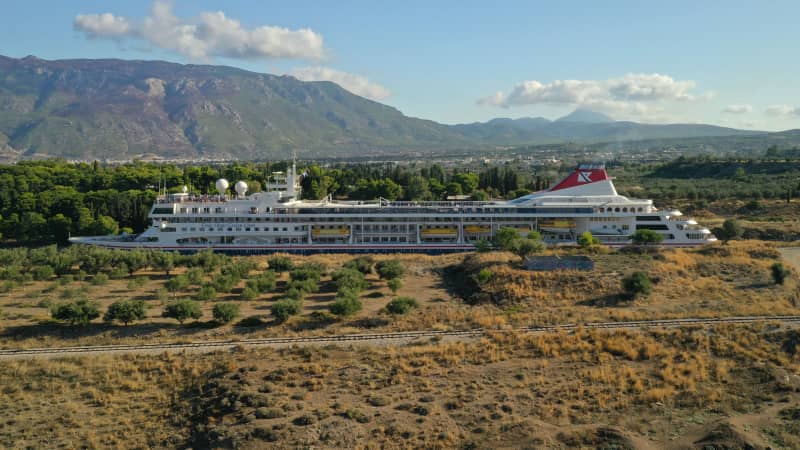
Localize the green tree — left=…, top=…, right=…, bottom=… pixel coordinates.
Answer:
left=268, top=256, right=294, bottom=272
left=91, top=215, right=120, bottom=235
left=152, top=252, right=175, bottom=276
left=513, top=238, right=545, bottom=262
left=162, top=299, right=203, bottom=324
left=405, top=175, right=431, bottom=201
left=51, top=299, right=101, bottom=326
left=375, top=260, right=405, bottom=280
left=631, top=229, right=664, bottom=246
left=332, top=268, right=369, bottom=293
left=385, top=296, right=419, bottom=314
left=165, top=275, right=190, bottom=294
left=271, top=299, right=302, bottom=323
left=212, top=303, right=240, bottom=324
left=622, top=272, right=652, bottom=299
left=714, top=218, right=744, bottom=244
left=577, top=231, right=600, bottom=248
left=104, top=300, right=147, bottom=326
left=771, top=262, right=790, bottom=285
left=329, top=290, right=362, bottom=316
left=493, top=227, right=521, bottom=251
left=196, top=284, right=217, bottom=301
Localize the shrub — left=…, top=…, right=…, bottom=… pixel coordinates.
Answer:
left=375, top=260, right=405, bottom=280
left=104, top=300, right=147, bottom=326
left=186, top=267, right=205, bottom=285
left=213, top=303, right=240, bottom=324
left=290, top=264, right=324, bottom=282
left=165, top=275, right=189, bottom=293
left=32, top=266, right=55, bottom=281
left=772, top=262, right=790, bottom=285
left=332, top=268, right=369, bottom=293
left=622, top=271, right=652, bottom=299
left=51, top=299, right=100, bottom=326
left=473, top=239, right=491, bottom=252
left=344, top=256, right=374, bottom=274
left=631, top=229, right=664, bottom=246
left=385, top=296, right=419, bottom=315
left=271, top=299, right=302, bottom=323
left=246, top=271, right=277, bottom=293
left=240, top=286, right=258, bottom=300
left=196, top=284, right=217, bottom=301
left=714, top=218, right=744, bottom=244
left=329, top=290, right=363, bottom=316
left=285, top=287, right=306, bottom=301
left=91, top=273, right=109, bottom=286
left=126, top=277, right=146, bottom=290
left=162, top=299, right=203, bottom=324
left=493, top=227, right=521, bottom=251
left=211, top=274, right=238, bottom=293
left=474, top=268, right=494, bottom=285
left=513, top=238, right=545, bottom=261
left=387, top=277, right=402, bottom=293
left=577, top=231, right=600, bottom=248
left=289, top=278, right=320, bottom=294
left=268, top=256, right=294, bottom=272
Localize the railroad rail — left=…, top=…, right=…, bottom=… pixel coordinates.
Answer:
left=1, top=315, right=799, bottom=359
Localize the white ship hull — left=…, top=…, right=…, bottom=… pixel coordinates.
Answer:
left=70, top=163, right=717, bottom=254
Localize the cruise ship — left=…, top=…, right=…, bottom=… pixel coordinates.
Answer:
left=70, top=163, right=716, bottom=254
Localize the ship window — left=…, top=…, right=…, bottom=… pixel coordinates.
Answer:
left=614, top=207, right=620, bottom=212
left=599, top=208, right=604, bottom=212
left=638, top=207, right=643, bottom=212
left=668, top=234, right=675, bottom=240
left=622, top=225, right=629, bottom=230
left=203, top=208, right=210, bottom=213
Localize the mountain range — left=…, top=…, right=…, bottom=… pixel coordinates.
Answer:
left=0, top=55, right=770, bottom=161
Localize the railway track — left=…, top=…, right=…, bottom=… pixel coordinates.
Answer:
left=2, top=315, right=799, bottom=359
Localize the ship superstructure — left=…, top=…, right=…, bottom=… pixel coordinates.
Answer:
left=70, top=163, right=716, bottom=253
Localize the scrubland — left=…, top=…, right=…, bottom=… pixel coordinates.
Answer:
left=1, top=240, right=799, bottom=448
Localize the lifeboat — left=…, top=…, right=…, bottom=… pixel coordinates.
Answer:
left=464, top=225, right=491, bottom=234
left=311, top=226, right=350, bottom=236
left=421, top=227, right=458, bottom=237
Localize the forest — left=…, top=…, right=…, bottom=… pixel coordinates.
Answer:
left=1, top=152, right=799, bottom=246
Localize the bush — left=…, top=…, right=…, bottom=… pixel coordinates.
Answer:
left=622, top=271, right=652, bottom=299
left=104, top=300, right=147, bottom=326
left=288, top=278, right=320, bottom=294
left=240, top=286, right=258, bottom=300
left=577, top=231, right=600, bottom=248
left=246, top=271, right=277, bottom=293
left=512, top=238, right=545, bottom=261
left=385, top=296, right=419, bottom=314
left=474, top=268, right=494, bottom=285
left=51, top=299, right=101, bottom=326
left=196, top=284, right=217, bottom=301
left=91, top=273, right=109, bottom=286
left=714, top=218, right=744, bottom=244
left=213, top=303, right=241, bottom=324
left=375, top=260, right=405, bottom=280
left=631, top=229, right=664, bottom=246
left=772, top=262, right=790, bottom=285
left=165, top=275, right=189, bottom=293
left=211, top=274, right=238, bottom=293
left=186, top=267, right=205, bottom=285
left=285, top=287, right=306, bottom=301
left=32, top=265, right=55, bottom=281
left=162, top=299, right=203, bottom=324
left=344, top=256, right=374, bottom=275
left=271, top=299, right=302, bottom=323
left=329, top=290, right=363, bottom=316
left=387, top=277, right=402, bottom=293
left=290, top=265, right=324, bottom=283
left=332, top=268, right=369, bottom=293
left=268, top=256, right=294, bottom=272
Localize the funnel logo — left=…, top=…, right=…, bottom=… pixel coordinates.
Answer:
left=578, top=171, right=593, bottom=183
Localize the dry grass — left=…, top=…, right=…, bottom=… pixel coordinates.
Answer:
left=2, top=324, right=798, bottom=448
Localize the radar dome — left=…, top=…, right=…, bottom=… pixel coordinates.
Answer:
left=215, top=178, right=229, bottom=196
left=234, top=181, right=248, bottom=197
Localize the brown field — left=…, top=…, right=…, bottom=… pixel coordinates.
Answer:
left=1, top=325, right=799, bottom=449
left=1, top=241, right=800, bottom=448
left=0, top=241, right=798, bottom=350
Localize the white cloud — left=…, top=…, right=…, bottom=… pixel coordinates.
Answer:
left=74, top=13, right=132, bottom=38
left=74, top=1, right=325, bottom=61
left=765, top=104, right=800, bottom=117
left=289, top=67, right=391, bottom=101
left=478, top=73, right=710, bottom=117
left=723, top=104, right=752, bottom=114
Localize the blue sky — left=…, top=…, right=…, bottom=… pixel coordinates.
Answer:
left=2, top=0, right=799, bottom=130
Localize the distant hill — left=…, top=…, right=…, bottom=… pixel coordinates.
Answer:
left=0, top=55, right=770, bottom=161
left=555, top=108, right=614, bottom=123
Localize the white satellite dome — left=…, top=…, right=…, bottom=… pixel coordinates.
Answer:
left=234, top=180, right=248, bottom=197
left=215, top=178, right=229, bottom=196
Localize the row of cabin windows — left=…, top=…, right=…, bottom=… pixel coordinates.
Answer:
left=161, top=216, right=548, bottom=224
left=598, top=206, right=645, bottom=213
left=175, top=226, right=302, bottom=233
